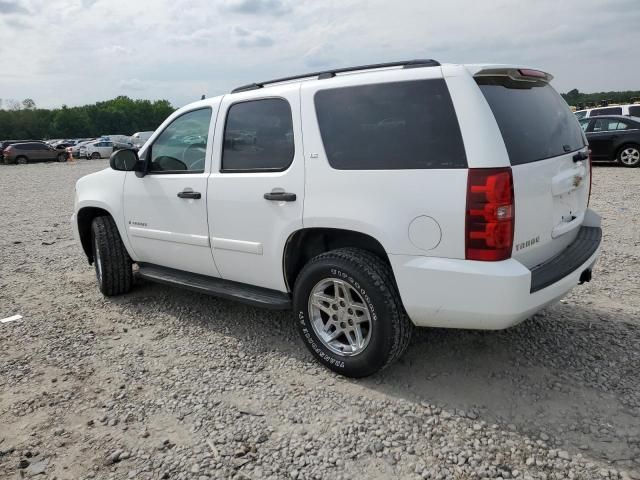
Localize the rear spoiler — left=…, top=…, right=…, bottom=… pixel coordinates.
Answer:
left=474, top=67, right=553, bottom=83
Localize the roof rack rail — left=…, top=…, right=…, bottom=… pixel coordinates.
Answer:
left=231, top=59, right=440, bottom=93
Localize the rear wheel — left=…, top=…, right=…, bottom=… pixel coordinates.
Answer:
left=618, top=144, right=640, bottom=168
left=16, top=156, right=28, bottom=165
left=293, top=248, right=412, bottom=377
left=91, top=216, right=133, bottom=296
left=91, top=152, right=101, bottom=159
left=57, top=153, right=67, bottom=162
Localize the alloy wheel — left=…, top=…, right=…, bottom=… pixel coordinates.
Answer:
left=620, top=147, right=640, bottom=166
left=308, top=278, right=372, bottom=357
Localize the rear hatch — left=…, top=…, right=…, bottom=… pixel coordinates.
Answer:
left=475, top=69, right=590, bottom=268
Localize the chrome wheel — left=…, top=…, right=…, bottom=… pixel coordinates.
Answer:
left=620, top=147, right=640, bottom=166
left=308, top=278, right=372, bottom=357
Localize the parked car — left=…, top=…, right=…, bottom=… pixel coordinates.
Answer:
left=72, top=60, right=601, bottom=377
left=84, top=140, right=114, bottom=159
left=69, top=139, right=96, bottom=159
left=579, top=115, right=640, bottom=167
left=1, top=139, right=42, bottom=155
left=575, top=103, right=640, bottom=119
left=3, top=141, right=68, bottom=164
left=130, top=131, right=154, bottom=149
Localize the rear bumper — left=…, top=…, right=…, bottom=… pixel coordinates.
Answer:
left=390, top=210, right=602, bottom=330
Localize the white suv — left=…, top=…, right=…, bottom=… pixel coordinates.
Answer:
left=72, top=60, right=602, bottom=377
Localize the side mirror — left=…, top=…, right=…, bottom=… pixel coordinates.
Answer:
left=110, top=148, right=139, bottom=171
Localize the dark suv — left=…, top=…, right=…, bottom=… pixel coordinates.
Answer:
left=2, top=142, right=68, bottom=165
left=579, top=115, right=640, bottom=167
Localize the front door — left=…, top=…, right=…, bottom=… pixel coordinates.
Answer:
left=123, top=105, right=221, bottom=277
left=207, top=84, right=304, bottom=291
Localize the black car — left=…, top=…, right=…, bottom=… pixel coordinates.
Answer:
left=580, top=115, right=640, bottom=167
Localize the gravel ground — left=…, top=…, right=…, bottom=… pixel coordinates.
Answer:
left=0, top=160, right=638, bottom=480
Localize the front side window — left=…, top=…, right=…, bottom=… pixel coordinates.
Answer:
left=150, top=108, right=211, bottom=173
left=314, top=79, right=467, bottom=170
left=574, top=111, right=587, bottom=119
left=222, top=98, right=294, bottom=172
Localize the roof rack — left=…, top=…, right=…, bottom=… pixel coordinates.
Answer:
left=231, top=59, right=441, bottom=93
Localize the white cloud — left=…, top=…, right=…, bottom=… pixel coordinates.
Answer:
left=119, top=79, right=148, bottom=91
left=0, top=0, right=638, bottom=109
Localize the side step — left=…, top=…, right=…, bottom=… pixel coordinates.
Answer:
left=137, top=263, right=291, bottom=310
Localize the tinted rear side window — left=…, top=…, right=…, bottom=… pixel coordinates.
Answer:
left=477, top=77, right=585, bottom=165
left=591, top=107, right=623, bottom=116
left=629, top=105, right=640, bottom=117
left=314, top=79, right=467, bottom=170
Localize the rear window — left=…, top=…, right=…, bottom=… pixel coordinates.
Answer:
left=477, top=77, right=585, bottom=165
left=590, top=107, right=622, bottom=116
left=314, top=79, right=467, bottom=170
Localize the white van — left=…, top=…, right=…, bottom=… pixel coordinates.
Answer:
left=575, top=103, right=640, bottom=119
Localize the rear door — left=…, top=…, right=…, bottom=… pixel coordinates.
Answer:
left=207, top=84, right=304, bottom=291
left=475, top=72, right=590, bottom=268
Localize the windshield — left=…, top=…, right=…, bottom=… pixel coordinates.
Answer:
left=476, top=76, right=585, bottom=165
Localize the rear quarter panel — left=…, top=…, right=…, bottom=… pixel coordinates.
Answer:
left=300, top=67, right=470, bottom=258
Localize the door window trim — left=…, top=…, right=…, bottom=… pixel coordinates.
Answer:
left=146, top=107, right=212, bottom=175
left=220, top=96, right=295, bottom=174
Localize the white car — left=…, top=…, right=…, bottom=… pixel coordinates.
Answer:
left=72, top=60, right=602, bottom=377
left=84, top=140, right=114, bottom=159
left=130, top=131, right=154, bottom=149
left=575, top=103, right=640, bottom=119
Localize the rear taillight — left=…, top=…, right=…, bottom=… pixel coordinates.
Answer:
left=588, top=149, right=593, bottom=206
left=465, top=167, right=514, bottom=261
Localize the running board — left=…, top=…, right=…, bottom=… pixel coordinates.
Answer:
left=137, top=264, right=291, bottom=310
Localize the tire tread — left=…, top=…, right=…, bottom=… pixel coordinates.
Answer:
left=92, top=216, right=132, bottom=296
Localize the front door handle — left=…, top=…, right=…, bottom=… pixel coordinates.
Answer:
left=264, top=191, right=296, bottom=202
left=177, top=190, right=201, bottom=199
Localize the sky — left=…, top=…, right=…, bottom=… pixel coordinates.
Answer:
left=0, top=0, right=639, bottom=109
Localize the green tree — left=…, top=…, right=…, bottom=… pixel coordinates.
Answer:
left=0, top=96, right=175, bottom=139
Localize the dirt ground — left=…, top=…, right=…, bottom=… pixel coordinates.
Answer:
left=0, top=160, right=638, bottom=480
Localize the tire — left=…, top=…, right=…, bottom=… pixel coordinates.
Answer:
left=618, top=144, right=640, bottom=168
left=91, top=216, right=133, bottom=296
left=57, top=153, right=67, bottom=163
left=16, top=156, right=28, bottom=165
left=91, top=152, right=101, bottom=159
left=293, top=248, right=412, bottom=377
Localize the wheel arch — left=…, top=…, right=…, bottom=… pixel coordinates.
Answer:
left=283, top=227, right=394, bottom=291
left=76, top=206, right=112, bottom=263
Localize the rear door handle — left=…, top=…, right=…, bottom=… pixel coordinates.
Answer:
left=264, top=192, right=296, bottom=202
left=177, top=190, right=201, bottom=199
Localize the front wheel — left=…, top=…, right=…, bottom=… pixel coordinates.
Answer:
left=91, top=216, right=133, bottom=296
left=293, top=248, right=412, bottom=377
left=618, top=145, right=640, bottom=168
left=91, top=152, right=101, bottom=159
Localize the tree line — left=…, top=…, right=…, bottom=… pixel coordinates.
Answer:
left=561, top=89, right=640, bottom=108
left=0, top=96, right=175, bottom=140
